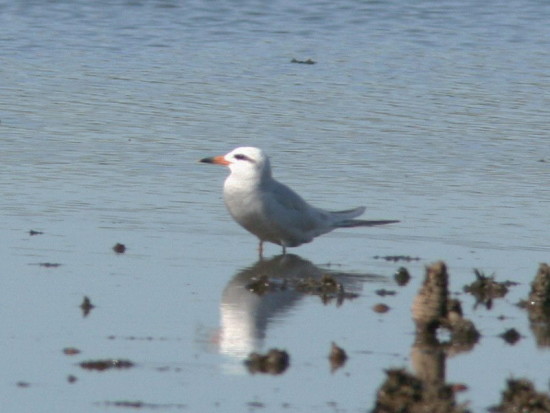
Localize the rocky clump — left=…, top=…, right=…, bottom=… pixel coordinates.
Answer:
left=412, top=262, right=480, bottom=348
left=372, top=368, right=468, bottom=413
left=112, top=243, right=126, bottom=254
left=394, top=267, right=411, bottom=286
left=520, top=263, right=550, bottom=347
left=244, top=349, right=290, bottom=375
left=328, top=342, right=347, bottom=372
left=489, top=378, right=550, bottom=413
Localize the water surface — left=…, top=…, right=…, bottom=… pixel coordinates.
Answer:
left=1, top=0, right=549, bottom=411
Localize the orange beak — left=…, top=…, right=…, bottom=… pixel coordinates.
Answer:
left=200, top=155, right=230, bottom=166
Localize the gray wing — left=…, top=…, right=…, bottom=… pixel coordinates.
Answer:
left=267, top=180, right=312, bottom=212
left=262, top=180, right=331, bottom=236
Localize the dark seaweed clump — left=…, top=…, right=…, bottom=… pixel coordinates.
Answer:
left=463, top=269, right=516, bottom=309
left=80, top=359, right=134, bottom=371
left=372, top=368, right=468, bottom=413
left=244, top=349, right=289, bottom=375
left=246, top=273, right=358, bottom=306
left=489, top=378, right=550, bottom=413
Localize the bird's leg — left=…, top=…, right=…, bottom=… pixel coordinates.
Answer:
left=282, top=245, right=286, bottom=255
left=258, top=241, right=264, bottom=258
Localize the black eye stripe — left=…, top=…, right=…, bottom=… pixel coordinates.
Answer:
left=234, top=154, right=254, bottom=162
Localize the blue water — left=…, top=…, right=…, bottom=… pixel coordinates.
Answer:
left=1, top=0, right=549, bottom=411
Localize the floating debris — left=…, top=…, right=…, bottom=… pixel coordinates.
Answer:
left=394, top=267, right=411, bottom=286
left=16, top=381, right=30, bottom=388
left=463, top=269, right=516, bottom=309
left=107, top=401, right=146, bottom=408
left=374, top=255, right=421, bottom=262
left=489, top=378, right=550, bottom=413
left=36, top=262, right=61, bottom=268
left=67, top=375, right=78, bottom=384
left=28, top=230, right=44, bottom=236
left=373, top=303, right=390, bottom=314
left=245, top=349, right=289, bottom=375
left=80, top=359, right=134, bottom=371
left=80, top=296, right=95, bottom=317
left=499, top=328, right=522, bottom=345
left=63, top=347, right=81, bottom=356
left=290, top=58, right=316, bottom=64
left=329, top=342, right=347, bottom=372
left=112, top=243, right=126, bottom=254
left=375, top=289, right=396, bottom=297
left=105, top=335, right=173, bottom=342
left=100, top=401, right=187, bottom=409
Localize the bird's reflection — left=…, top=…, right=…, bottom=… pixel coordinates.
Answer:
left=217, top=254, right=382, bottom=360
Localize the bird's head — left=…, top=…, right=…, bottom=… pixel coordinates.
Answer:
left=200, top=147, right=272, bottom=181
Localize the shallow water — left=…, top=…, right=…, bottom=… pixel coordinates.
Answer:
left=1, top=0, right=549, bottom=411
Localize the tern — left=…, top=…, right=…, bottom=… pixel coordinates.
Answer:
left=200, top=147, right=398, bottom=255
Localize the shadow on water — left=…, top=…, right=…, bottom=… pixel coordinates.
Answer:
left=216, top=254, right=385, bottom=361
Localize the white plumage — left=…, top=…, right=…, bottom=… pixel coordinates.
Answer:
left=200, top=147, right=398, bottom=254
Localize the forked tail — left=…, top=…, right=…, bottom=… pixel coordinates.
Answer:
left=330, top=206, right=366, bottom=220
left=330, top=206, right=399, bottom=228
left=337, top=219, right=400, bottom=228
